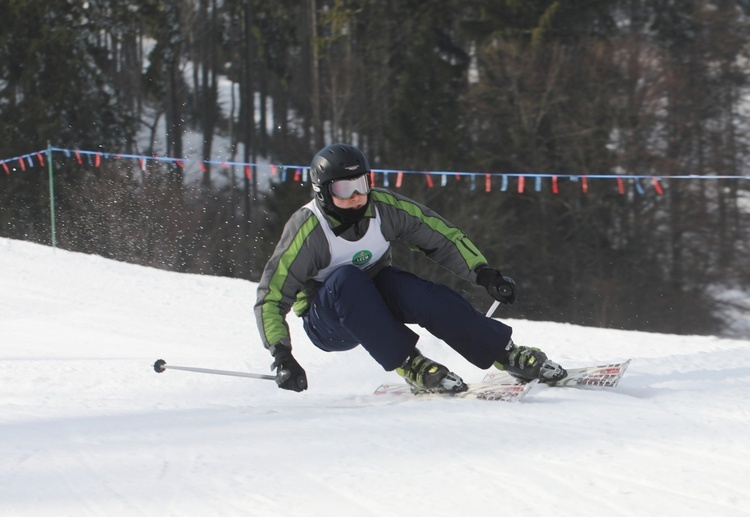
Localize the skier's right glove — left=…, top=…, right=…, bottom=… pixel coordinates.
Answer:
left=270, top=344, right=308, bottom=392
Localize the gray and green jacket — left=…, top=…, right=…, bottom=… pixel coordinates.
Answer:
left=254, top=187, right=489, bottom=350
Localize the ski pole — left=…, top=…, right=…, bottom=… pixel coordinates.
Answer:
left=486, top=300, right=501, bottom=317
left=153, top=359, right=276, bottom=381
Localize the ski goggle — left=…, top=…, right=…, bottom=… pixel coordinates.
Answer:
left=329, top=174, right=371, bottom=199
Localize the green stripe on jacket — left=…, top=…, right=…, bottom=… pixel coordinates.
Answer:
left=370, top=190, right=487, bottom=270
left=260, top=214, right=320, bottom=346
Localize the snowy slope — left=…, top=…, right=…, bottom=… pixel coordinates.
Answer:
left=1, top=238, right=749, bottom=517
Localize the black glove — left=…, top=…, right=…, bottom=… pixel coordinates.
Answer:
left=476, top=266, right=517, bottom=304
left=270, top=344, right=308, bottom=392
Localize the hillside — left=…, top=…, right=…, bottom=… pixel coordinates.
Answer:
left=1, top=238, right=749, bottom=516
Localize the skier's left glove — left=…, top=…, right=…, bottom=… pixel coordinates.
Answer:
left=270, top=344, right=308, bottom=392
left=476, top=266, right=517, bottom=305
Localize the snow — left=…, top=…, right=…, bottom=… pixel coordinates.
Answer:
left=1, top=237, right=749, bottom=517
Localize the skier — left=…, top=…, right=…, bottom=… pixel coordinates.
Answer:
left=254, top=143, right=566, bottom=393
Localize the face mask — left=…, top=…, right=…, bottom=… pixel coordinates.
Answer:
left=331, top=199, right=369, bottom=224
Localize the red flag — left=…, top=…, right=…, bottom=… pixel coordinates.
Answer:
left=18, top=157, right=26, bottom=172
left=370, top=171, right=375, bottom=186
left=485, top=174, right=492, bottom=192
left=2, top=161, right=9, bottom=174
left=425, top=173, right=434, bottom=188
left=517, top=176, right=525, bottom=194
left=617, top=177, right=625, bottom=194
left=552, top=176, right=559, bottom=194
left=270, top=164, right=277, bottom=176
left=74, top=151, right=83, bottom=164
left=652, top=177, right=664, bottom=195
left=199, top=162, right=207, bottom=173
left=582, top=176, right=589, bottom=193
left=244, top=165, right=252, bottom=179
left=396, top=172, right=403, bottom=188
left=37, top=152, right=45, bottom=166
left=95, top=153, right=101, bottom=167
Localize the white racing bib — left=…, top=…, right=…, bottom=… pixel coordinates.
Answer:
left=304, top=200, right=390, bottom=282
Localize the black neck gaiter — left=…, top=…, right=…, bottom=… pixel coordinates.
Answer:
left=323, top=197, right=370, bottom=236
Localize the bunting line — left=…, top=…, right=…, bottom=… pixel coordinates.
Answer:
left=1, top=147, right=747, bottom=198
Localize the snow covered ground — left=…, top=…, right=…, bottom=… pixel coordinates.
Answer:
left=1, top=237, right=749, bottom=517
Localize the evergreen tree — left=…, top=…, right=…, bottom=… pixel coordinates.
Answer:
left=0, top=0, right=137, bottom=243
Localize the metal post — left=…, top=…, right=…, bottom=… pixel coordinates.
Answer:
left=46, top=142, right=57, bottom=250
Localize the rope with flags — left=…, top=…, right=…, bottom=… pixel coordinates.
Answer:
left=4, top=145, right=748, bottom=250
left=2, top=146, right=749, bottom=197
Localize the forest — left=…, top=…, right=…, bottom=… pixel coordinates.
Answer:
left=1, top=0, right=749, bottom=335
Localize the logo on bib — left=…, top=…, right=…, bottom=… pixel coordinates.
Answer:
left=352, top=250, right=373, bottom=266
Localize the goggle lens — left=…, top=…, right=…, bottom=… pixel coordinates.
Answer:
left=329, top=174, right=370, bottom=199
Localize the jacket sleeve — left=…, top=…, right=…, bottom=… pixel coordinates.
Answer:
left=371, top=189, right=488, bottom=282
left=254, top=207, right=327, bottom=349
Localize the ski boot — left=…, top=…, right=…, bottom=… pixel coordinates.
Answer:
left=494, top=339, right=567, bottom=383
left=396, top=349, right=468, bottom=394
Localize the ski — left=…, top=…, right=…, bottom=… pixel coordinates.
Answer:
left=374, top=377, right=537, bottom=403
left=482, top=359, right=631, bottom=388
left=375, top=360, right=630, bottom=402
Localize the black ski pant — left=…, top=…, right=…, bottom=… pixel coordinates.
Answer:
left=302, top=265, right=512, bottom=371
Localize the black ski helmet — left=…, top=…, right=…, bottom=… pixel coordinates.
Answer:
left=310, top=143, right=370, bottom=207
